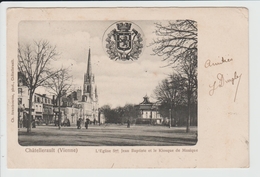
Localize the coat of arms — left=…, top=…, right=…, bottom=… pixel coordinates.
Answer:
left=105, top=22, right=143, bottom=61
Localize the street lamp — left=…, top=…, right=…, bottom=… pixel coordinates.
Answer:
left=98, top=108, right=101, bottom=126
left=47, top=107, right=50, bottom=126
left=169, top=97, right=173, bottom=128
left=169, top=108, right=171, bottom=128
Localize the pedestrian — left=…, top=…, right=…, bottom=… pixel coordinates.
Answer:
left=32, top=116, right=36, bottom=128
left=77, top=118, right=81, bottom=129
left=127, top=119, right=130, bottom=128
left=23, top=112, right=27, bottom=128
left=67, top=119, right=70, bottom=127
left=85, top=118, right=90, bottom=129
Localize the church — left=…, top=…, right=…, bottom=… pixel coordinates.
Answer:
left=80, top=48, right=99, bottom=122
left=64, top=48, right=99, bottom=124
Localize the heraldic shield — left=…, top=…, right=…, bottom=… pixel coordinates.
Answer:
left=116, top=32, right=132, bottom=51
left=105, top=21, right=143, bottom=61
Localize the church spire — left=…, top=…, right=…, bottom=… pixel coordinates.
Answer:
left=95, top=86, right=98, bottom=98
left=87, top=48, right=92, bottom=77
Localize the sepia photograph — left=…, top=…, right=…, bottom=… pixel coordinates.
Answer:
left=5, top=7, right=249, bottom=169
left=17, top=20, right=198, bottom=146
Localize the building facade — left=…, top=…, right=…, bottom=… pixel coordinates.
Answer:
left=137, top=95, right=162, bottom=124
left=33, top=93, right=43, bottom=121
left=40, top=94, right=54, bottom=125
left=18, top=78, right=30, bottom=126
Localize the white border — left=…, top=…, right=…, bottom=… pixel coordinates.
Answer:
left=1, top=1, right=259, bottom=177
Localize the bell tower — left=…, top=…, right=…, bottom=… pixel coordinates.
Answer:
left=83, top=48, right=93, bottom=99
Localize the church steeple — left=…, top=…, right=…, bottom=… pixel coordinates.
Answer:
left=87, top=48, right=92, bottom=77
left=80, top=47, right=99, bottom=122
left=83, top=48, right=95, bottom=100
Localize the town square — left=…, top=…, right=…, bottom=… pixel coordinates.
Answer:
left=17, top=20, right=198, bottom=146
left=18, top=124, right=197, bottom=146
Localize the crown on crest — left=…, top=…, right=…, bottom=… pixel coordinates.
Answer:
left=116, top=23, right=132, bottom=31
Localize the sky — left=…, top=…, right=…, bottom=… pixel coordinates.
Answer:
left=19, top=21, right=173, bottom=108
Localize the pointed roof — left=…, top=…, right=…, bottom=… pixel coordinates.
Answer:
left=86, top=48, right=92, bottom=77
left=140, top=94, right=153, bottom=105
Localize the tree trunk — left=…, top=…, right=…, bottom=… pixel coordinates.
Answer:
left=169, top=108, right=171, bottom=128
left=186, top=92, right=191, bottom=133
left=174, top=107, right=177, bottom=127
left=58, top=96, right=61, bottom=129
left=27, top=92, right=33, bottom=133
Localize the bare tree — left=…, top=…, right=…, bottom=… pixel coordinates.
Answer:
left=44, top=68, right=73, bottom=129
left=180, top=47, right=197, bottom=132
left=18, top=40, right=60, bottom=133
left=153, top=73, right=186, bottom=126
left=151, top=20, right=197, bottom=132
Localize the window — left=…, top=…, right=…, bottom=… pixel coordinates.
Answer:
left=34, top=96, right=37, bottom=102
left=36, top=105, right=38, bottom=111
left=18, top=79, right=22, bottom=86
left=45, top=98, right=47, bottom=103
left=37, top=97, right=40, bottom=103
left=18, top=88, right=22, bottom=95
left=18, top=98, right=22, bottom=105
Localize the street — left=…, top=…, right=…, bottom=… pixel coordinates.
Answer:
left=18, top=124, right=197, bottom=146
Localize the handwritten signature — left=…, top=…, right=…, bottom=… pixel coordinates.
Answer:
left=204, top=57, right=233, bottom=68
left=209, top=71, right=242, bottom=102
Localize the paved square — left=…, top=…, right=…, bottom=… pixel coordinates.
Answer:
left=18, top=125, right=197, bottom=146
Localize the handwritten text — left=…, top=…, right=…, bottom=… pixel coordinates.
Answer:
left=205, top=57, right=233, bottom=68
left=209, top=71, right=242, bottom=102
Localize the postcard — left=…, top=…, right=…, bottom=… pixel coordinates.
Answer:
left=6, top=7, right=248, bottom=168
